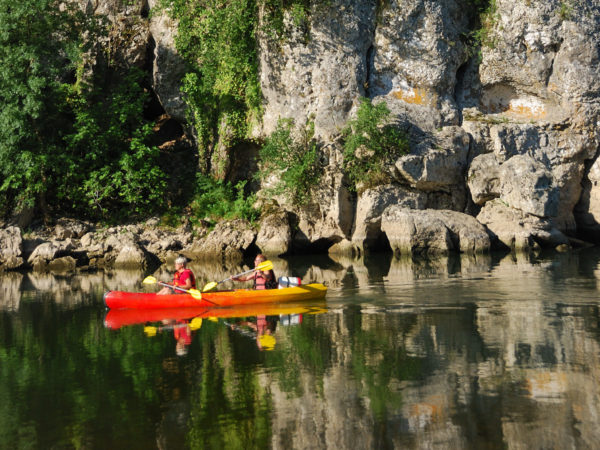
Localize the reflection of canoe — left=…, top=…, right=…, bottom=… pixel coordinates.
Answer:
left=104, top=301, right=327, bottom=329
left=104, top=283, right=327, bottom=310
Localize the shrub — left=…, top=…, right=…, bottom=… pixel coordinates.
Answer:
left=342, top=98, right=408, bottom=191
left=0, top=1, right=168, bottom=221
left=190, top=174, right=259, bottom=226
left=257, top=118, right=321, bottom=205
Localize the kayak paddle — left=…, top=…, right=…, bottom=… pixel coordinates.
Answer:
left=202, top=260, right=274, bottom=292
left=144, top=317, right=203, bottom=336
left=143, top=276, right=203, bottom=299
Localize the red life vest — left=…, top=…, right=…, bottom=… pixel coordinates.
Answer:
left=173, top=269, right=196, bottom=290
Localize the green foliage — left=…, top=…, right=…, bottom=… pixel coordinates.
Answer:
left=64, top=69, right=168, bottom=219
left=190, top=174, right=259, bottom=226
left=0, top=0, right=168, bottom=221
left=463, top=0, right=498, bottom=61
left=558, top=1, right=573, bottom=20
left=156, top=0, right=262, bottom=173
left=262, top=0, right=312, bottom=39
left=342, top=98, right=408, bottom=191
left=0, top=0, right=86, bottom=214
left=257, top=118, right=321, bottom=205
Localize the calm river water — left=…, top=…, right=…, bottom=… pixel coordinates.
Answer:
left=2, top=249, right=600, bottom=449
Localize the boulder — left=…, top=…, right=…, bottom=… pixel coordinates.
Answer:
left=53, top=218, right=90, bottom=240
left=380, top=207, right=491, bottom=256
left=351, top=184, right=427, bottom=254
left=498, top=155, right=559, bottom=218
left=0, top=226, right=24, bottom=270
left=47, top=256, right=77, bottom=272
left=27, top=239, right=75, bottom=271
left=477, top=199, right=569, bottom=252
left=394, top=126, right=470, bottom=192
left=256, top=212, right=293, bottom=257
left=469, top=153, right=560, bottom=218
left=114, top=243, right=155, bottom=269
left=190, top=220, right=256, bottom=262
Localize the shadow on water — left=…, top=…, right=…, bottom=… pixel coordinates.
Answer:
left=2, top=247, right=600, bottom=448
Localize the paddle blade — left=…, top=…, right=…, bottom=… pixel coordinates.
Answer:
left=202, top=281, right=218, bottom=292
left=144, top=326, right=157, bottom=336
left=190, top=317, right=203, bottom=330
left=256, top=260, right=273, bottom=272
left=258, top=334, right=276, bottom=351
left=188, top=289, right=202, bottom=299
left=143, top=276, right=157, bottom=284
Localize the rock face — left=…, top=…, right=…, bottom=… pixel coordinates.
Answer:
left=0, top=227, right=24, bottom=270
left=3, top=0, right=598, bottom=271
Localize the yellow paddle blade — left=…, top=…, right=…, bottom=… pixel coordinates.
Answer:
left=208, top=317, right=218, bottom=322
left=190, top=317, right=203, bottom=330
left=144, top=326, right=157, bottom=337
left=256, top=260, right=273, bottom=272
left=202, top=281, right=218, bottom=292
left=257, top=334, right=276, bottom=351
left=142, top=276, right=157, bottom=284
left=188, top=289, right=202, bottom=299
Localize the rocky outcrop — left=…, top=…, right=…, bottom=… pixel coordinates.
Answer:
left=381, top=207, right=491, bottom=256
left=147, top=0, right=187, bottom=122
left=350, top=184, right=427, bottom=254
left=0, top=226, right=24, bottom=270
left=188, top=220, right=256, bottom=262
left=477, top=199, right=570, bottom=252
left=27, top=240, right=76, bottom=271
left=256, top=212, right=293, bottom=257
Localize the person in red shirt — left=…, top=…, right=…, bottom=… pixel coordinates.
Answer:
left=231, top=254, right=277, bottom=290
left=157, top=256, right=196, bottom=295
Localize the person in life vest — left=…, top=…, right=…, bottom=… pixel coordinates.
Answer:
left=231, top=254, right=277, bottom=290
left=157, top=256, right=196, bottom=295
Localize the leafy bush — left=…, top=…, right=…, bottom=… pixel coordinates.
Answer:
left=257, top=118, right=321, bottom=205
left=0, top=1, right=168, bottom=221
left=0, top=0, right=87, bottom=216
left=342, top=98, right=408, bottom=191
left=65, top=69, right=168, bottom=219
left=156, top=0, right=262, bottom=172
left=190, top=175, right=259, bottom=226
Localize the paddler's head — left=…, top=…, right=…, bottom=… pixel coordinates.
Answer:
left=175, top=256, right=187, bottom=271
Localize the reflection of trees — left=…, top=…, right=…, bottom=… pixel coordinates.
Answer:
left=0, top=302, right=168, bottom=448
left=186, top=326, right=272, bottom=449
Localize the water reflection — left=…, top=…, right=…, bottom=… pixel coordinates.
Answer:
left=1, top=249, right=600, bottom=448
left=105, top=302, right=328, bottom=355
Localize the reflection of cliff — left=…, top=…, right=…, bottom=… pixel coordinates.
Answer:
left=257, top=250, right=600, bottom=448
left=475, top=302, right=600, bottom=449
left=0, top=272, right=23, bottom=310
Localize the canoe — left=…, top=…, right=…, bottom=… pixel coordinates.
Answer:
left=103, top=283, right=327, bottom=310
left=104, top=301, right=327, bottom=329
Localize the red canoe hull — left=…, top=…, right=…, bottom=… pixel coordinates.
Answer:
left=104, top=301, right=327, bottom=329
left=103, top=283, right=327, bottom=309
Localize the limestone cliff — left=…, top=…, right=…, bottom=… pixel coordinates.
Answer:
left=46, top=1, right=600, bottom=259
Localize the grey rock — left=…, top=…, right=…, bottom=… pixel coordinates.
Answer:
left=256, top=213, right=293, bottom=257
left=381, top=207, right=491, bottom=256
left=0, top=226, right=24, bottom=270
left=477, top=199, right=569, bottom=251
